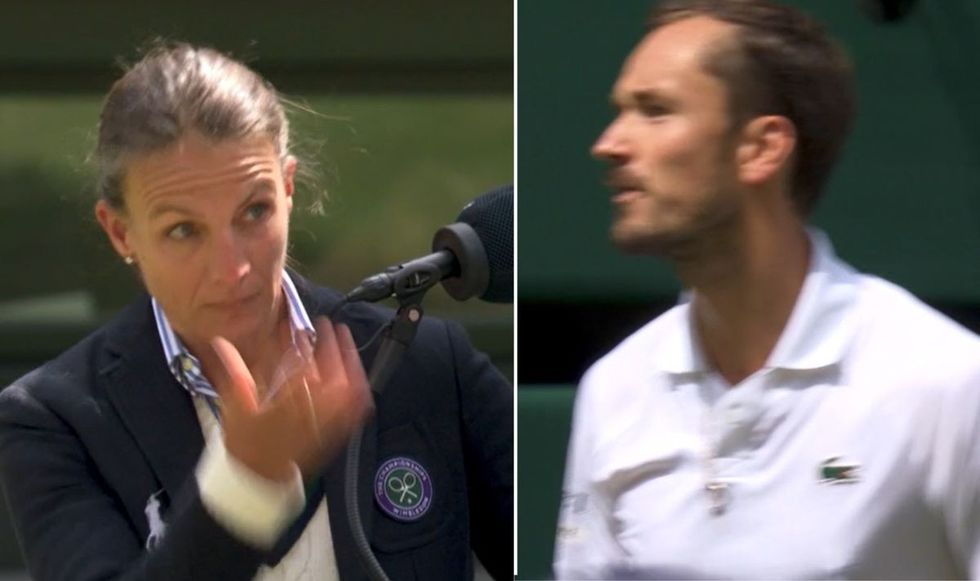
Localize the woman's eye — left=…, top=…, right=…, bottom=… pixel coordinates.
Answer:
left=166, top=223, right=195, bottom=240
left=244, top=202, right=271, bottom=222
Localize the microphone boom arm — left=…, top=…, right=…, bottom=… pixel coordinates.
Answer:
left=345, top=291, right=427, bottom=581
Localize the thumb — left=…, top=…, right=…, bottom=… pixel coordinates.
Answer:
left=209, top=337, right=260, bottom=415
left=336, top=324, right=372, bottom=411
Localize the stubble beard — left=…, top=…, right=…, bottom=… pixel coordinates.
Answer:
left=609, top=191, right=742, bottom=264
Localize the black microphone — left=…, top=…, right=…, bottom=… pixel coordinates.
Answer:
left=345, top=185, right=513, bottom=304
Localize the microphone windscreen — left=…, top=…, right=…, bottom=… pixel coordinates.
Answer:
left=456, top=185, right=513, bottom=303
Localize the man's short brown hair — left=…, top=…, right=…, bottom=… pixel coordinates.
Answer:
left=650, top=0, right=856, bottom=215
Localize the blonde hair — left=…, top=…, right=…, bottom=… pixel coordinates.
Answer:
left=94, top=42, right=290, bottom=210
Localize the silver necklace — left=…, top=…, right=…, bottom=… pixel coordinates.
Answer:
left=700, top=413, right=730, bottom=516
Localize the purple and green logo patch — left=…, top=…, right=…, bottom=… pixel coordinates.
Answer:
left=374, top=457, right=433, bottom=521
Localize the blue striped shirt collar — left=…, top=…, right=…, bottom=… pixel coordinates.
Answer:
left=151, top=270, right=316, bottom=402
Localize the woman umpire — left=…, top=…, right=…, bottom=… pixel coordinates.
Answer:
left=0, top=43, right=512, bottom=580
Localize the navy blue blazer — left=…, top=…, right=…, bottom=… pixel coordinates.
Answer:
left=0, top=274, right=513, bottom=580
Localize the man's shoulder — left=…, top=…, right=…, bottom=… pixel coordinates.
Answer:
left=852, top=274, right=980, bottom=378
left=580, top=303, right=688, bottom=386
left=857, top=275, right=980, bottom=349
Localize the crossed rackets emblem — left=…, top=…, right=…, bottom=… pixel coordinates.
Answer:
left=375, top=457, right=433, bottom=521
left=387, top=470, right=420, bottom=504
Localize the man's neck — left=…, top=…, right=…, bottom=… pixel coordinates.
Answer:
left=677, top=213, right=810, bottom=386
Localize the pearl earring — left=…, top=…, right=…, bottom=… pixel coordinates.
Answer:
left=124, top=256, right=135, bottom=265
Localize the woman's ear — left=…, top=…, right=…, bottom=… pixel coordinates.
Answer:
left=282, top=155, right=298, bottom=212
left=94, top=199, right=135, bottom=261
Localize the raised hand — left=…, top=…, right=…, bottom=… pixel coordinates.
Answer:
left=209, top=317, right=373, bottom=482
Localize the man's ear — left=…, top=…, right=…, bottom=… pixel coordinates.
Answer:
left=735, top=115, right=797, bottom=187
left=94, top=199, right=135, bottom=260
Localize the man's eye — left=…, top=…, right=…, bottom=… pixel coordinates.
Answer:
left=639, top=103, right=669, bottom=117
left=166, top=223, right=195, bottom=240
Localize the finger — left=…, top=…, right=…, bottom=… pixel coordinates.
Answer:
left=299, top=323, right=369, bottom=434
left=336, top=324, right=373, bottom=414
left=263, top=344, right=308, bottom=406
left=298, top=376, right=322, bottom=444
left=297, top=331, right=320, bottom=384
left=209, top=337, right=259, bottom=415
left=318, top=324, right=372, bottom=437
left=312, top=317, right=344, bottom=387
left=274, top=370, right=314, bottom=424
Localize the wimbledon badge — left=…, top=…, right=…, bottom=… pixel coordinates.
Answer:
left=374, top=457, right=433, bottom=521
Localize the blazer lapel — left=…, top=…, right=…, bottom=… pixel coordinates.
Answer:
left=99, top=297, right=205, bottom=502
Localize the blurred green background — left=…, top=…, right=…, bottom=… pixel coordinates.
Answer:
left=518, top=0, right=980, bottom=579
left=0, top=1, right=511, bottom=576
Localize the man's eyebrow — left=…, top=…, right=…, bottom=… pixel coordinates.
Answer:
left=610, top=88, right=672, bottom=108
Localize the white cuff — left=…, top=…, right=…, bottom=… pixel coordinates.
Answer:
left=196, top=432, right=305, bottom=549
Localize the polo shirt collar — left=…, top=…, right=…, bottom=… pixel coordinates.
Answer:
left=658, top=229, right=860, bottom=375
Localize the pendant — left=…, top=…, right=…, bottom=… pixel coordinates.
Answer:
left=705, top=481, right=729, bottom=516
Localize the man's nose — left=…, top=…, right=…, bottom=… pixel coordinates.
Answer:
left=591, top=117, right=630, bottom=163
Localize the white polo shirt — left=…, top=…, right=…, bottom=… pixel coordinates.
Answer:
left=554, top=231, right=980, bottom=579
